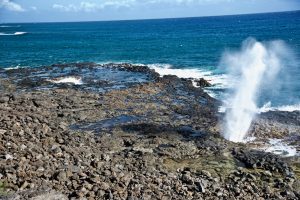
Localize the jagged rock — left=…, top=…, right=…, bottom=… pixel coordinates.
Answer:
left=195, top=78, right=212, bottom=88
left=0, top=63, right=297, bottom=200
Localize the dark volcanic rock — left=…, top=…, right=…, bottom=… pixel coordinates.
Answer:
left=0, top=63, right=298, bottom=200
left=195, top=78, right=212, bottom=87
left=233, top=149, right=294, bottom=176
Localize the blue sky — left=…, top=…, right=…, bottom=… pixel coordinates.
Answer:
left=1, top=0, right=299, bottom=23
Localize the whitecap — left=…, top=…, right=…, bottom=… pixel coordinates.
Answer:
left=0, top=32, right=27, bottom=36
left=0, top=25, right=20, bottom=28
left=14, top=32, right=26, bottom=35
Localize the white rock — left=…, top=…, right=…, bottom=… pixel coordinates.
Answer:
left=133, top=147, right=153, bottom=153
left=0, top=129, right=7, bottom=134
left=20, top=144, right=27, bottom=150
left=5, top=154, right=13, bottom=160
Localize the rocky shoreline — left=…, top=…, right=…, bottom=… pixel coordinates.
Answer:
left=0, top=63, right=299, bottom=199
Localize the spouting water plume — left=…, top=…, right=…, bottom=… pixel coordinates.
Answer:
left=222, top=38, right=289, bottom=142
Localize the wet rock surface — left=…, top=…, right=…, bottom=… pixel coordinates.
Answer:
left=195, top=78, right=212, bottom=88
left=0, top=63, right=158, bottom=93
left=250, top=111, right=300, bottom=139
left=0, top=63, right=299, bottom=199
left=244, top=110, right=300, bottom=158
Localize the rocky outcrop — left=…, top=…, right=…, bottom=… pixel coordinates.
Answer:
left=195, top=78, right=212, bottom=88
left=0, top=63, right=299, bottom=199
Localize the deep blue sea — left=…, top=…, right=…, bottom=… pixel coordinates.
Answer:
left=0, top=11, right=300, bottom=108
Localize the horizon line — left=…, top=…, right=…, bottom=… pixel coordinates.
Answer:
left=1, top=9, right=299, bottom=24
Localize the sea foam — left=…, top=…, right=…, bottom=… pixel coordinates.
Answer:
left=219, top=103, right=300, bottom=113
left=263, top=139, right=297, bottom=157
left=50, top=77, right=83, bottom=85
left=259, top=102, right=300, bottom=113
left=148, top=63, right=227, bottom=89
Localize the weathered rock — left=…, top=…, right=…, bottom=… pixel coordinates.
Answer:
left=55, top=171, right=67, bottom=182
left=195, top=78, right=212, bottom=88
left=0, top=96, right=10, bottom=103
left=0, top=63, right=297, bottom=200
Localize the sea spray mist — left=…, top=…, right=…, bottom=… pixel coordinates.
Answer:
left=221, top=38, right=290, bottom=142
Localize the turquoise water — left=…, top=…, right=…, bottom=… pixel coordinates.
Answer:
left=0, top=11, right=300, bottom=106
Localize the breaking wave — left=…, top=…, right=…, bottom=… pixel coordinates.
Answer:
left=0, top=32, right=27, bottom=36
left=259, top=102, right=300, bottom=113
left=148, top=63, right=228, bottom=89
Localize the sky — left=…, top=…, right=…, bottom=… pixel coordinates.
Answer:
left=0, top=0, right=299, bottom=23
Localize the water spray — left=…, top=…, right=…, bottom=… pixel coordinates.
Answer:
left=222, top=39, right=288, bottom=142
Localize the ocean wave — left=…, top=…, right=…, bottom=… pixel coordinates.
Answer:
left=0, top=25, right=20, bottom=28
left=259, top=102, right=300, bottom=113
left=95, top=62, right=229, bottom=90
left=49, top=76, right=83, bottom=85
left=147, top=63, right=228, bottom=88
left=4, top=62, right=228, bottom=98
left=4, top=65, right=28, bottom=70
left=96, top=62, right=229, bottom=99
left=219, top=102, right=300, bottom=113
left=148, top=64, right=210, bottom=79
left=14, top=32, right=27, bottom=35
left=0, top=32, right=27, bottom=36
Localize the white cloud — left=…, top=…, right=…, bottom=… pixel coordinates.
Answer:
left=0, top=0, right=25, bottom=11
left=52, top=0, right=232, bottom=12
left=149, top=0, right=233, bottom=5
left=53, top=0, right=136, bottom=12
left=80, top=2, right=99, bottom=12
left=53, top=4, right=78, bottom=12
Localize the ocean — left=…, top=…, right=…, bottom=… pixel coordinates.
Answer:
left=0, top=11, right=299, bottom=109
